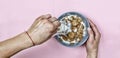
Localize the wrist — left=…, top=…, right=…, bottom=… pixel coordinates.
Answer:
left=25, top=31, right=35, bottom=46
left=27, top=30, right=45, bottom=45
left=21, top=32, right=34, bottom=48
left=87, top=51, right=98, bottom=58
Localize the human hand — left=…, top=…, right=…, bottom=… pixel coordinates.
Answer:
left=27, top=14, right=60, bottom=45
left=86, top=19, right=101, bottom=58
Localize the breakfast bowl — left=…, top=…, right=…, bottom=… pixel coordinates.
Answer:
left=54, top=12, right=90, bottom=47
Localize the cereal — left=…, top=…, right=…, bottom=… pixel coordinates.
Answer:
left=58, top=15, right=85, bottom=44
left=67, top=32, right=76, bottom=41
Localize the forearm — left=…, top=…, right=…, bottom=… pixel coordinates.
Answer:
left=0, top=32, right=33, bottom=58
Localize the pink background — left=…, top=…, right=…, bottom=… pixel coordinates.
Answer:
left=0, top=0, right=120, bottom=58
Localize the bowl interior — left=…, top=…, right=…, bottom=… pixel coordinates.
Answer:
left=54, top=12, right=90, bottom=47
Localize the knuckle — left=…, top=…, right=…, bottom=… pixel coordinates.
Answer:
left=43, top=19, right=48, bottom=22
left=55, top=21, right=61, bottom=26
left=36, top=15, right=44, bottom=20
left=57, top=21, right=61, bottom=26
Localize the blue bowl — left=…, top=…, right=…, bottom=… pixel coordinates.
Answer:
left=54, top=12, right=90, bottom=47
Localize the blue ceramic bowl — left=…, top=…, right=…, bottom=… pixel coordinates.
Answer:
left=54, top=12, right=90, bottom=47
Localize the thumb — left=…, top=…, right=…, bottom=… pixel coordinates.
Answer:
left=87, top=27, right=94, bottom=43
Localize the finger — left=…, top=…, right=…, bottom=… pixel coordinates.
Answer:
left=88, top=18, right=101, bottom=41
left=34, top=14, right=51, bottom=26
left=51, top=28, right=58, bottom=34
left=53, top=20, right=61, bottom=28
left=36, top=14, right=51, bottom=20
left=51, top=30, right=58, bottom=38
left=49, top=17, right=61, bottom=27
left=87, top=27, right=95, bottom=43
left=49, top=17, right=58, bottom=22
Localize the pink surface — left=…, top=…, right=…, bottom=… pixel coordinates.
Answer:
left=0, top=0, right=120, bottom=58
